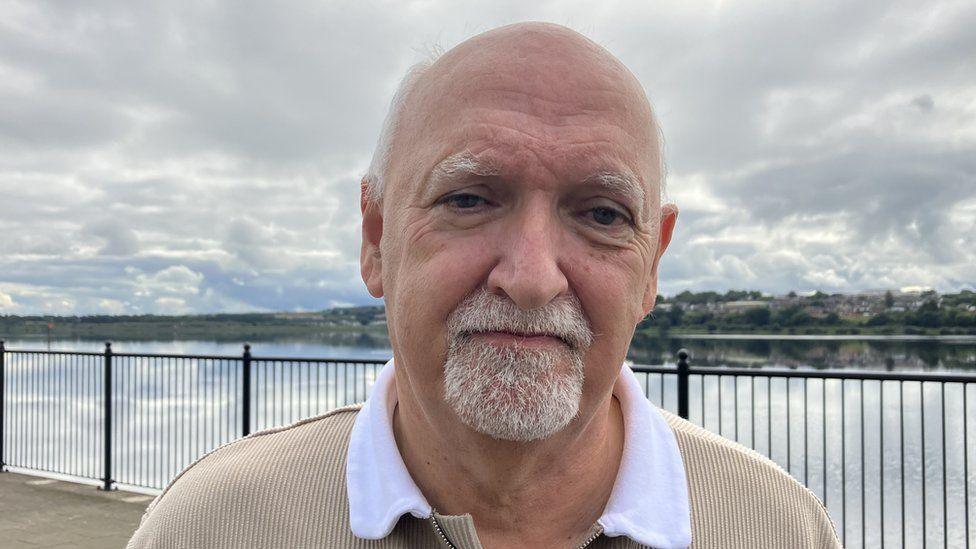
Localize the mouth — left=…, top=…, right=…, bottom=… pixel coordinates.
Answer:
left=468, top=330, right=571, bottom=349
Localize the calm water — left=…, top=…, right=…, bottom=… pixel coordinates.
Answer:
left=3, top=334, right=974, bottom=547
left=5, top=332, right=976, bottom=372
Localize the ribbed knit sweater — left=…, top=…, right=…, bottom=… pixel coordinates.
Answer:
left=126, top=403, right=842, bottom=548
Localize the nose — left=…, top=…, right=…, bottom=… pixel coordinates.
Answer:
left=485, top=199, right=570, bottom=310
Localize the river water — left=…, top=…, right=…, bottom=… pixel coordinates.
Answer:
left=4, top=332, right=976, bottom=372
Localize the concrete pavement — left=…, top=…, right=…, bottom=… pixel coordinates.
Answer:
left=0, top=471, right=152, bottom=548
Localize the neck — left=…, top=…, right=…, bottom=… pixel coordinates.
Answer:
left=393, top=381, right=625, bottom=549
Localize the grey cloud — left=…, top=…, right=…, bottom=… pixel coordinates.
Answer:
left=911, top=95, right=934, bottom=113
left=1, top=1, right=973, bottom=314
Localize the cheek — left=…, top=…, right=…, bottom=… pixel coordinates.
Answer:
left=386, top=226, right=498, bottom=365
left=568, top=248, right=649, bottom=331
left=563, top=248, right=648, bottom=374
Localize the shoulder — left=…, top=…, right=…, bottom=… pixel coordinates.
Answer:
left=658, top=409, right=841, bottom=548
left=127, top=403, right=364, bottom=548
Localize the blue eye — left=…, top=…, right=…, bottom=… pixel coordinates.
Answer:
left=591, top=206, right=622, bottom=226
left=445, top=194, right=486, bottom=209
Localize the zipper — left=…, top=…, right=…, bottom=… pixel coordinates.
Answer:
left=429, top=511, right=459, bottom=549
left=429, top=509, right=602, bottom=549
left=576, top=526, right=603, bottom=549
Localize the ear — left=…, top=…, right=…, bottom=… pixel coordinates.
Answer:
left=360, top=177, right=384, bottom=298
left=640, top=203, right=678, bottom=318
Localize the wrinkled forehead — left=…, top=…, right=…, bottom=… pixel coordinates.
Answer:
left=388, top=28, right=661, bottom=204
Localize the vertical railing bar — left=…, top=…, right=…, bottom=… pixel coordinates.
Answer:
left=73, top=353, right=78, bottom=478
left=242, top=345, right=251, bottom=437
left=0, top=341, right=5, bottom=473
left=231, top=357, right=237, bottom=440
left=28, top=352, right=33, bottom=470
left=168, top=357, right=174, bottom=485
left=212, top=360, right=218, bottom=449
left=197, top=357, right=202, bottom=470
left=100, top=342, right=113, bottom=491
left=900, top=381, right=905, bottom=549
left=156, top=356, right=161, bottom=489
left=680, top=349, right=688, bottom=418
left=220, top=358, right=226, bottom=445
left=767, top=377, right=772, bottom=459
left=52, top=352, right=56, bottom=473
left=316, top=359, right=322, bottom=414
left=964, top=383, right=970, bottom=549
left=60, top=352, right=65, bottom=475
left=289, top=360, right=295, bottom=424
left=90, top=354, right=95, bottom=480
left=181, top=356, right=187, bottom=474
left=52, top=352, right=57, bottom=473
left=842, top=378, right=847, bottom=545
left=66, top=353, right=71, bottom=475
left=718, top=375, right=723, bottom=437
left=751, top=376, right=756, bottom=449
left=275, top=360, right=282, bottom=427
left=804, top=379, right=809, bottom=487
left=114, top=356, right=120, bottom=484
left=257, top=359, right=263, bottom=431
left=860, top=378, right=865, bottom=549
left=699, top=375, right=704, bottom=428
left=787, top=377, right=792, bottom=476
left=734, top=376, right=739, bottom=442
left=922, top=382, right=928, bottom=547
left=159, top=356, right=165, bottom=488
left=940, top=382, right=946, bottom=549
left=659, top=372, right=665, bottom=410
left=823, top=378, right=828, bottom=507
left=880, top=380, right=885, bottom=549
left=9, top=351, right=15, bottom=469
left=56, top=351, right=61, bottom=474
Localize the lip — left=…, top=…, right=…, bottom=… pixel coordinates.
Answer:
left=471, top=331, right=568, bottom=348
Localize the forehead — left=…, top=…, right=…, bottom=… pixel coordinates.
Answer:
left=389, top=34, right=660, bottom=201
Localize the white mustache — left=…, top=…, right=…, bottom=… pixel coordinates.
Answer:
left=446, top=289, right=594, bottom=351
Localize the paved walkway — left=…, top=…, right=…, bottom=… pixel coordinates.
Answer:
left=0, top=471, right=152, bottom=548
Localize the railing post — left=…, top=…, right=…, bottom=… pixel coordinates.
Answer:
left=100, top=342, right=114, bottom=491
left=242, top=343, right=251, bottom=437
left=677, top=348, right=690, bottom=419
left=1, top=340, right=5, bottom=472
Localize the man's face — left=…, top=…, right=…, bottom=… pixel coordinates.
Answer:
left=362, top=27, right=676, bottom=440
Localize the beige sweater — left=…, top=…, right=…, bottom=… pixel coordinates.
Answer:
left=126, top=403, right=842, bottom=548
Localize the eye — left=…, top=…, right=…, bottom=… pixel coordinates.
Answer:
left=441, top=193, right=488, bottom=210
left=588, top=206, right=629, bottom=226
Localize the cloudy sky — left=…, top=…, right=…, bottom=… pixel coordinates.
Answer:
left=1, top=0, right=974, bottom=315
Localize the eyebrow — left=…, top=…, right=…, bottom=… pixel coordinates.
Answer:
left=433, top=152, right=498, bottom=178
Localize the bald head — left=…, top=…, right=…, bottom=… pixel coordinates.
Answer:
left=365, top=23, right=664, bottom=207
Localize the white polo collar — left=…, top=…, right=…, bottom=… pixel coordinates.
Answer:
left=346, top=359, right=692, bottom=548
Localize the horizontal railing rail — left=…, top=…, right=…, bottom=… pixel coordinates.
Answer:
left=0, top=341, right=972, bottom=548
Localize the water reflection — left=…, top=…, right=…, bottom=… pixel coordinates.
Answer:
left=628, top=334, right=976, bottom=372
left=4, top=332, right=976, bottom=372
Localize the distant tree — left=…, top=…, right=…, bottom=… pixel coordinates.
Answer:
left=742, top=307, right=771, bottom=326
left=667, top=304, right=685, bottom=326
left=907, top=300, right=940, bottom=327
left=774, top=305, right=810, bottom=327
left=866, top=313, right=891, bottom=326
left=656, top=316, right=672, bottom=334
left=884, top=291, right=895, bottom=309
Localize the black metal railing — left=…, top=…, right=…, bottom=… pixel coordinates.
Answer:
left=0, top=341, right=972, bottom=548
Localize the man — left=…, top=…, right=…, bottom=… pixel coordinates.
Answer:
left=128, top=23, right=840, bottom=548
